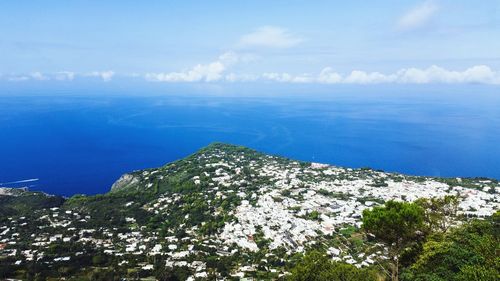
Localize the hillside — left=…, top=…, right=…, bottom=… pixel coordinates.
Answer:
left=0, top=143, right=498, bottom=280
left=0, top=188, right=64, bottom=218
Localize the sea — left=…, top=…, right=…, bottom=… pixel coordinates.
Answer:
left=1, top=84, right=499, bottom=196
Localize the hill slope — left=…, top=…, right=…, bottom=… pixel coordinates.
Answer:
left=0, top=143, right=498, bottom=280
left=0, top=187, right=64, bottom=218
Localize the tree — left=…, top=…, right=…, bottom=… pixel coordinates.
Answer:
left=362, top=200, right=425, bottom=281
left=92, top=254, right=107, bottom=266
left=401, top=216, right=499, bottom=281
left=308, top=210, right=321, bottom=221
left=415, top=195, right=459, bottom=233
left=287, top=251, right=379, bottom=281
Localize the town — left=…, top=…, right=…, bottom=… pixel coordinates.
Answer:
left=1, top=143, right=498, bottom=280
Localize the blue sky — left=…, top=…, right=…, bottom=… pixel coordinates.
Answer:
left=1, top=0, right=499, bottom=84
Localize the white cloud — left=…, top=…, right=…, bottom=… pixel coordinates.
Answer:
left=148, top=27, right=298, bottom=84
left=146, top=61, right=226, bottom=82
left=225, top=73, right=259, bottom=82
left=1, top=71, right=117, bottom=82
left=397, top=1, right=438, bottom=31
left=30, top=72, right=49, bottom=81
left=238, top=26, right=303, bottom=48
left=219, top=51, right=258, bottom=64
left=262, top=72, right=293, bottom=82
left=54, top=71, right=75, bottom=81
left=292, top=74, right=314, bottom=83
left=145, top=52, right=255, bottom=82
left=462, top=65, right=500, bottom=83
left=343, top=70, right=396, bottom=84
left=262, top=72, right=313, bottom=83
left=145, top=63, right=500, bottom=84
left=259, top=65, right=500, bottom=85
left=3, top=65, right=499, bottom=85
left=317, top=67, right=342, bottom=84
left=87, top=71, right=115, bottom=81
left=395, top=65, right=500, bottom=84
left=7, top=75, right=30, bottom=82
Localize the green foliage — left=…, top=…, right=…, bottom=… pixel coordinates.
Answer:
left=64, top=192, right=152, bottom=226
left=339, top=225, right=357, bottom=237
left=456, top=265, right=498, bottom=281
left=402, top=217, right=499, bottom=281
left=253, top=226, right=271, bottom=249
left=155, top=266, right=191, bottom=281
left=92, top=254, right=106, bottom=266
left=317, top=188, right=332, bottom=196
left=362, top=200, right=425, bottom=281
left=308, top=210, right=321, bottom=221
left=0, top=192, right=64, bottom=218
left=286, top=251, right=379, bottom=281
left=363, top=200, right=425, bottom=247
left=1, top=144, right=497, bottom=280
left=281, top=189, right=292, bottom=197
left=436, top=177, right=498, bottom=192
left=369, top=179, right=388, bottom=187
left=415, top=195, right=459, bottom=233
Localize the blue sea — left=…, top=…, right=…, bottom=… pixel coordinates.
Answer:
left=1, top=85, right=499, bottom=196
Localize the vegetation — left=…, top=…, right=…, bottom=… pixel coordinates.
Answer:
left=0, top=143, right=498, bottom=280
left=287, top=207, right=499, bottom=281
left=286, top=251, right=380, bottom=281
left=402, top=212, right=499, bottom=281
left=362, top=200, right=425, bottom=281
left=414, top=195, right=459, bottom=233
left=0, top=192, right=64, bottom=218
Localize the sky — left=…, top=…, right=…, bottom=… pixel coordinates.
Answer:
left=1, top=0, right=500, bottom=85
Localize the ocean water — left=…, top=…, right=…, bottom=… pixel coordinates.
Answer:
left=1, top=87, right=499, bottom=196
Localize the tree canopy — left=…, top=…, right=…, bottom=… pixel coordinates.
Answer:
left=286, top=251, right=380, bottom=281
left=362, top=200, right=426, bottom=281
left=402, top=214, right=499, bottom=281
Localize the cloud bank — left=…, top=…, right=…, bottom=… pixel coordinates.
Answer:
left=262, top=65, right=500, bottom=85
left=2, top=71, right=114, bottom=82
left=145, top=52, right=255, bottom=82
left=3, top=65, right=500, bottom=85
left=86, top=71, right=115, bottom=82
left=145, top=64, right=500, bottom=85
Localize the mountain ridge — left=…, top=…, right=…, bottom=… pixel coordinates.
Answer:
left=109, top=142, right=257, bottom=193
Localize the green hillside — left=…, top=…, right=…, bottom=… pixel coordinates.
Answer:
left=0, top=143, right=498, bottom=280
